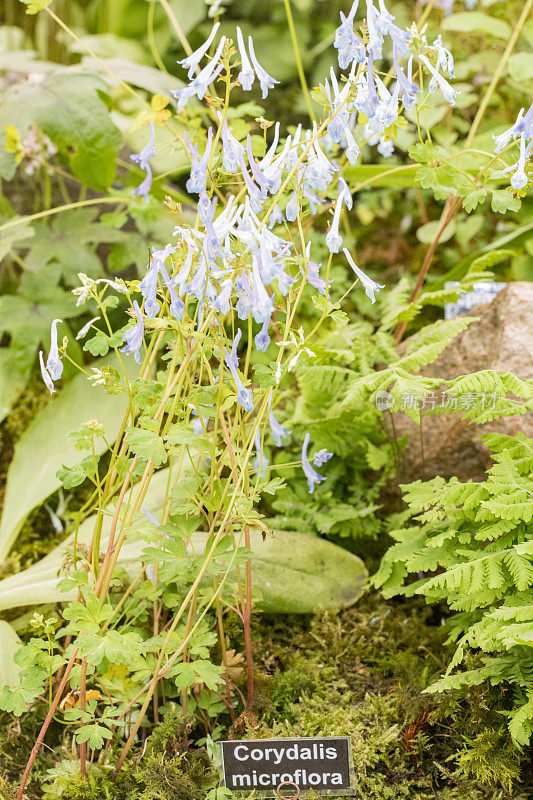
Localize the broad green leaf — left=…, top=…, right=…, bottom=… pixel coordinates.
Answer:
left=343, top=164, right=419, bottom=188
left=0, top=71, right=121, bottom=189
left=126, top=427, right=167, bottom=467
left=417, top=219, right=456, bottom=245
left=0, top=348, right=33, bottom=424
left=0, top=354, right=138, bottom=562
left=442, top=13, right=511, bottom=40
left=507, top=53, right=533, bottom=83
left=0, top=621, right=22, bottom=687
left=0, top=220, right=35, bottom=261
left=23, top=208, right=128, bottom=283
left=0, top=470, right=367, bottom=614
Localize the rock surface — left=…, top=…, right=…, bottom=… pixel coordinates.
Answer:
left=387, top=282, right=533, bottom=484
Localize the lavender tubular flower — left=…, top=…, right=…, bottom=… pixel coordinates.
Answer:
left=254, top=431, right=269, bottom=477
left=46, top=318, right=63, bottom=381
left=174, top=37, right=226, bottom=108
left=186, top=128, right=213, bottom=195
left=303, top=243, right=327, bottom=295
left=285, top=191, right=299, bottom=222
left=419, top=54, right=457, bottom=106
left=121, top=301, right=145, bottom=363
left=343, top=247, right=384, bottom=303
left=302, top=432, right=326, bottom=493
left=505, top=135, right=531, bottom=191
left=224, top=346, right=254, bottom=412
left=268, top=204, right=285, bottom=228
left=269, top=408, right=291, bottom=446
left=131, top=123, right=155, bottom=200
left=334, top=1, right=365, bottom=69
left=313, top=448, right=333, bottom=467
left=178, top=21, right=221, bottom=79
left=236, top=26, right=255, bottom=90
left=221, top=119, right=245, bottom=173
left=255, top=312, right=272, bottom=352
left=39, top=351, right=56, bottom=394
left=392, top=45, right=419, bottom=107
left=432, top=34, right=454, bottom=77
left=76, top=317, right=100, bottom=340
left=131, top=123, right=155, bottom=171
left=132, top=163, right=153, bottom=201
left=247, top=36, right=279, bottom=98
left=326, top=186, right=348, bottom=253
left=139, top=259, right=160, bottom=319
left=246, top=135, right=276, bottom=193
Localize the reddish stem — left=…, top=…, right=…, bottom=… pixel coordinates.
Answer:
left=17, top=649, right=78, bottom=800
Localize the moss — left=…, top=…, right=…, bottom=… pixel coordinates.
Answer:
left=237, top=594, right=532, bottom=799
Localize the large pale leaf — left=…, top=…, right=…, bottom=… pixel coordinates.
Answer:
left=0, top=355, right=137, bottom=562
left=0, top=71, right=121, bottom=189
left=442, top=12, right=511, bottom=40
left=0, top=469, right=367, bottom=614
left=0, top=621, right=22, bottom=687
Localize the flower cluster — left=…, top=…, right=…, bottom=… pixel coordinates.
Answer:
left=330, top=0, right=457, bottom=160
left=493, top=101, right=533, bottom=191
left=42, top=2, right=460, bottom=494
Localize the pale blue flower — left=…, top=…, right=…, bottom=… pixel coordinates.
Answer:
left=174, top=37, right=226, bottom=108
left=132, top=164, right=153, bottom=201
left=185, top=127, right=213, bottom=195
left=131, top=123, right=155, bottom=171
left=236, top=26, right=255, bottom=90
left=220, top=118, right=245, bottom=173
left=254, top=431, right=269, bottom=477
left=139, top=259, right=160, bottom=318
left=302, top=432, right=326, bottom=493
left=268, top=204, right=285, bottom=228
left=227, top=328, right=242, bottom=371
left=178, top=22, right=221, bottom=79
left=224, top=338, right=254, bottom=412
left=343, top=247, right=384, bottom=303
left=250, top=259, right=275, bottom=323
left=39, top=351, right=56, bottom=394
left=302, top=243, right=327, bottom=295
left=514, top=102, right=533, bottom=140
left=378, top=137, right=394, bottom=157
left=76, top=317, right=100, bottom=340
left=313, top=448, right=333, bottom=467
left=269, top=409, right=291, bottom=447
left=432, top=34, right=454, bottom=77
left=505, top=135, right=531, bottom=191
left=46, top=318, right=63, bottom=381
left=131, top=123, right=155, bottom=201
left=285, top=191, right=299, bottom=222
left=246, top=134, right=276, bottom=193
left=326, top=184, right=350, bottom=253
left=121, top=300, right=144, bottom=363
left=255, top=313, right=272, bottom=352
left=247, top=36, right=279, bottom=98
left=334, top=1, right=365, bottom=69
left=343, top=126, right=360, bottom=165
left=392, top=45, right=419, bottom=108
left=419, top=54, right=457, bottom=106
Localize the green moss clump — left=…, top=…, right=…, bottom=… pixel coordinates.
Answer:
left=38, top=713, right=219, bottom=800
left=239, top=594, right=532, bottom=799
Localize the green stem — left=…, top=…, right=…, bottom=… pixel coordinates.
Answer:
left=283, top=0, right=316, bottom=123
left=466, top=0, right=533, bottom=147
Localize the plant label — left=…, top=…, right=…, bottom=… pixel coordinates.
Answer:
left=444, top=281, right=506, bottom=319
left=219, top=736, right=355, bottom=796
